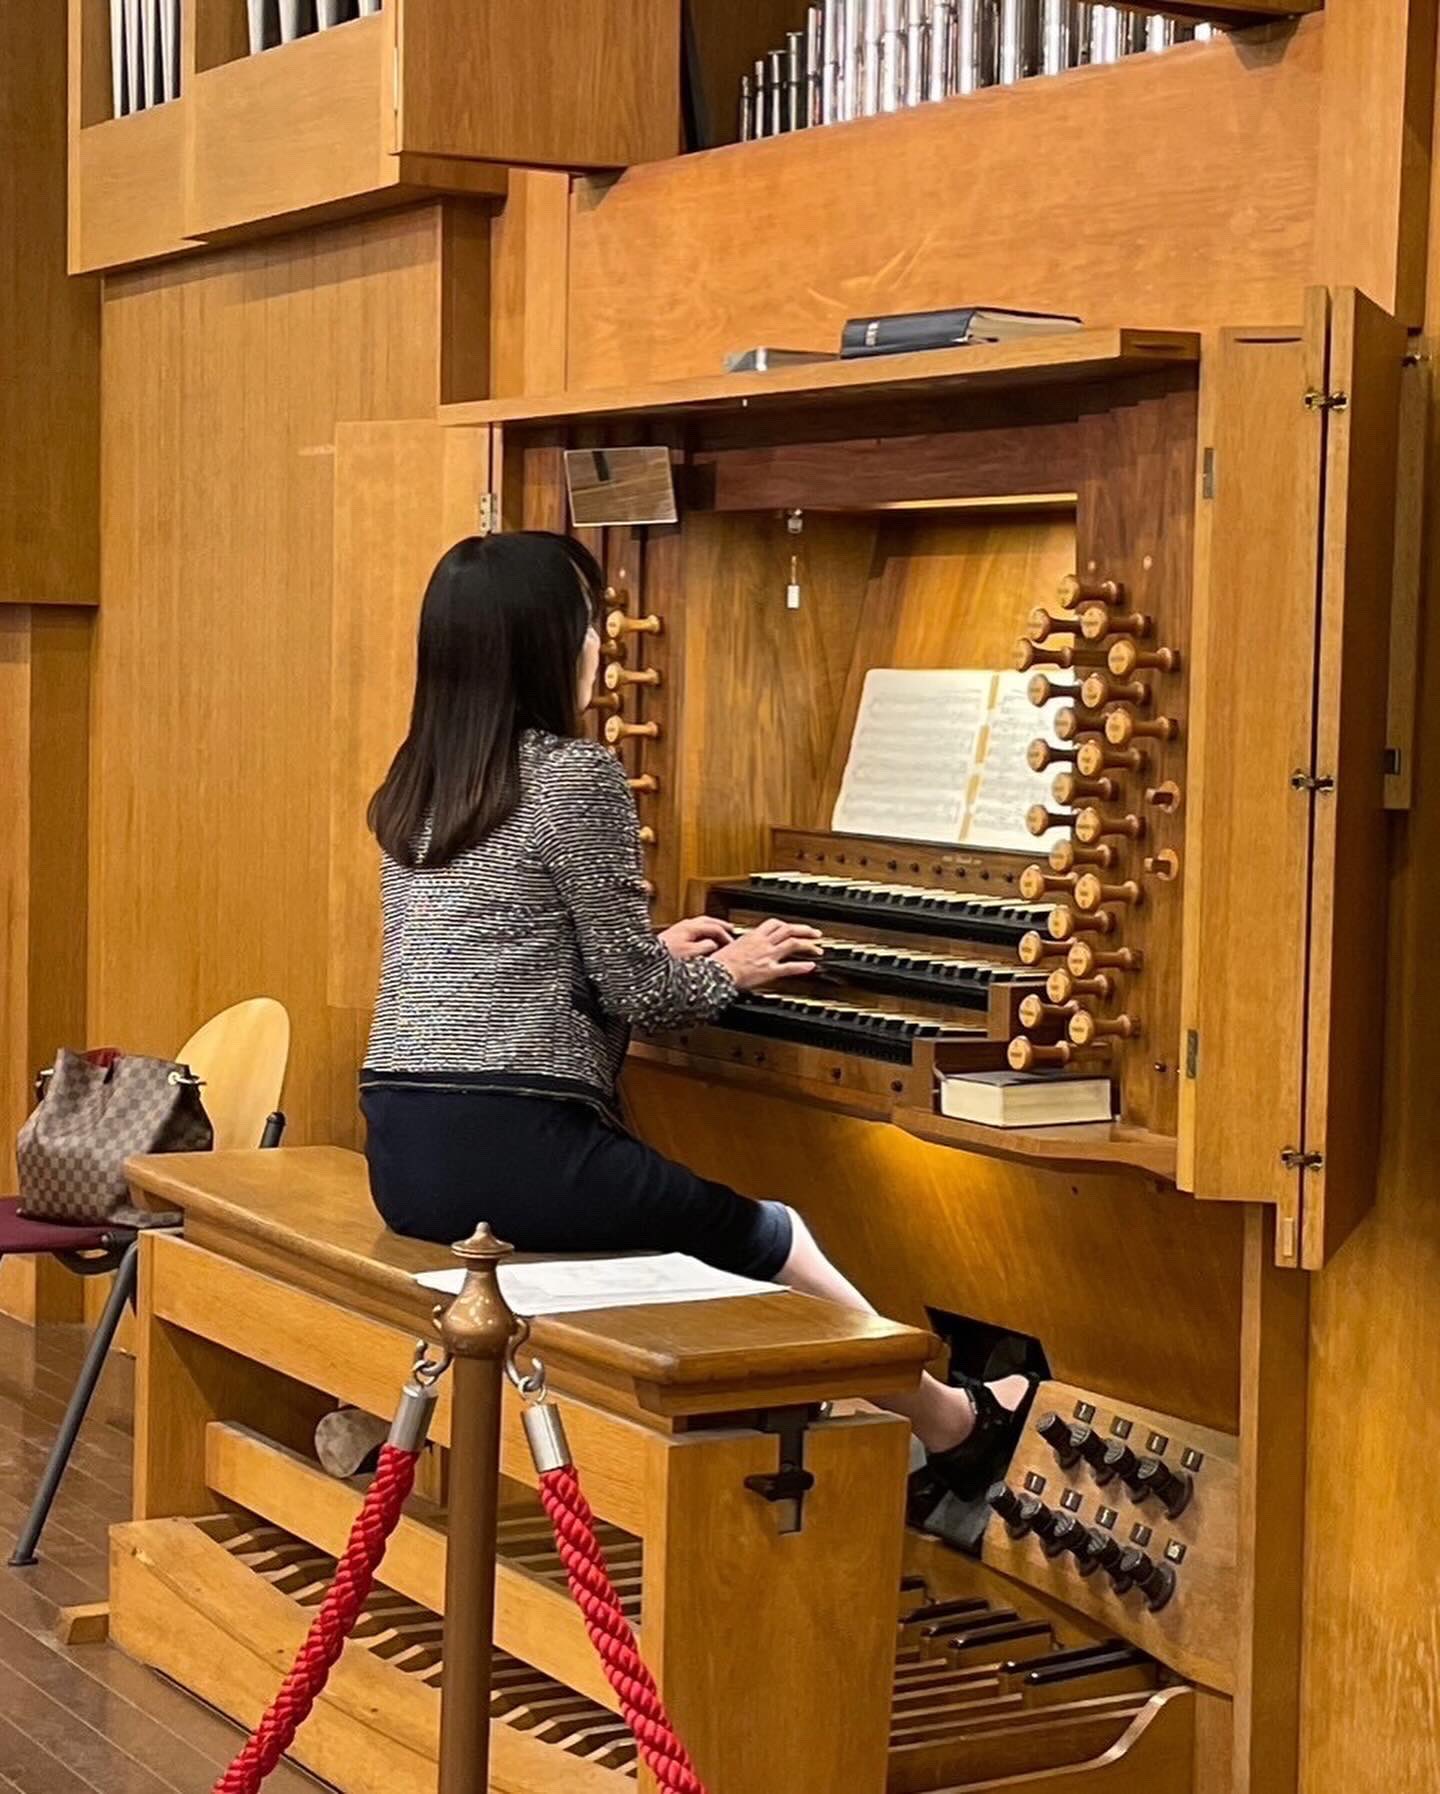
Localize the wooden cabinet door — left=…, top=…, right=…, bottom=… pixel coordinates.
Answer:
left=1180, top=289, right=1403, bottom=1268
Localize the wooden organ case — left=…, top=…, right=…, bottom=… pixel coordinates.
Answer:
left=446, top=290, right=1407, bottom=1794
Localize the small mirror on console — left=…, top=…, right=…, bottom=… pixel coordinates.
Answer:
left=565, top=446, right=678, bottom=527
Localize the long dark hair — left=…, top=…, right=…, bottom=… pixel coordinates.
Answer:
left=369, top=531, right=604, bottom=868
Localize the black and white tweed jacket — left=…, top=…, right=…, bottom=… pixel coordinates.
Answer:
left=363, top=730, right=733, bottom=1105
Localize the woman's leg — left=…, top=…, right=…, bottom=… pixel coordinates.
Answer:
left=777, top=1209, right=1028, bottom=1453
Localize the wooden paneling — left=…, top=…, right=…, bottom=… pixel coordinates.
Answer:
left=398, top=0, right=679, bottom=170
left=1299, top=96, right=1440, bottom=1793
left=683, top=0, right=801, bottom=147
left=623, top=1066, right=1246, bottom=1432
left=1314, top=0, right=1437, bottom=324
left=90, top=205, right=480, bottom=1154
left=565, top=26, right=1322, bottom=390
left=488, top=170, right=570, bottom=399
left=6, top=3, right=100, bottom=601
left=328, top=419, right=489, bottom=1014
left=69, top=104, right=192, bottom=276
left=186, top=13, right=395, bottom=240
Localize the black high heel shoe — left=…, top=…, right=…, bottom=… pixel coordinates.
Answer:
left=906, top=1372, right=1037, bottom=1554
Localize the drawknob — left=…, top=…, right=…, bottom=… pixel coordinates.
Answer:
left=1069, top=1010, right=1141, bottom=1045
left=1115, top=1549, right=1178, bottom=1611
left=605, top=662, right=661, bottom=690
left=1073, top=1426, right=1117, bottom=1482
left=1067, top=940, right=1143, bottom=976
left=605, top=717, right=660, bottom=744
left=1080, top=606, right=1151, bottom=642
left=1028, top=674, right=1087, bottom=707
left=1028, top=739, right=1081, bottom=772
left=605, top=610, right=662, bottom=640
left=1146, top=782, right=1182, bottom=812
left=628, top=774, right=659, bottom=794
left=1036, top=1412, right=1083, bottom=1468
left=1133, top=1457, right=1193, bottom=1518
left=1026, top=608, right=1086, bottom=642
left=1047, top=968, right=1114, bottom=1003
left=1049, top=839, right=1115, bottom=873
left=1054, top=706, right=1109, bottom=743
left=1080, top=672, right=1150, bottom=711
left=1052, top=771, right=1117, bottom=807
left=1058, top=574, right=1124, bottom=611
left=588, top=691, right=622, bottom=713
left=1108, top=639, right=1180, bottom=676
left=1080, top=1527, right=1123, bottom=1578
left=1075, top=807, right=1145, bottom=844
left=1106, top=711, right=1179, bottom=746
left=1018, top=994, right=1075, bottom=1031
left=1043, top=1513, right=1089, bottom=1561
left=1015, top=641, right=1110, bottom=674
left=1019, top=931, right=1072, bottom=966
left=987, top=1483, right=1045, bottom=1538
left=1074, top=873, right=1143, bottom=912
left=1027, top=804, right=1075, bottom=838
left=1020, top=865, right=1077, bottom=900
left=1047, top=906, right=1117, bottom=941
left=1144, top=850, right=1181, bottom=881
left=1077, top=739, right=1147, bottom=776
left=1008, top=1037, right=1074, bottom=1070
left=1102, top=1439, right=1141, bottom=1487
left=636, top=825, right=656, bottom=846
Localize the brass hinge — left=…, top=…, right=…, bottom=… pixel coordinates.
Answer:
left=1303, top=388, right=1349, bottom=412
left=1280, top=1148, right=1324, bottom=1172
left=1290, top=770, right=1335, bottom=794
left=478, top=492, right=499, bottom=534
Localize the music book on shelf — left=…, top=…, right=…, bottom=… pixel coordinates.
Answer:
left=939, top=1070, right=1114, bottom=1129
left=832, top=667, right=1066, bottom=852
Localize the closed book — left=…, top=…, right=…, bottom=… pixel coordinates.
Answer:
left=938, top=1069, right=1112, bottom=1128
left=840, top=306, right=1083, bottom=359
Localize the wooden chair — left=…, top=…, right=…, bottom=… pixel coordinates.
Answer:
left=6, top=997, right=292, bottom=1567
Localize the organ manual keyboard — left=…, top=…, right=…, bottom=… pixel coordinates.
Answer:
left=434, top=296, right=1410, bottom=1794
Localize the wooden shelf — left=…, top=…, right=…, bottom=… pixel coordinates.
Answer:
left=439, top=328, right=1200, bottom=427
left=891, top=1105, right=1178, bottom=1182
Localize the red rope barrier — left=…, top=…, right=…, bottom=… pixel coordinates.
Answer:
left=211, top=1443, right=419, bottom=1794
left=538, top=1463, right=709, bottom=1794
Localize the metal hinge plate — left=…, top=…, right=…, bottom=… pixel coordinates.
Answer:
left=478, top=492, right=499, bottom=535
left=1303, top=389, right=1350, bottom=412
left=1290, top=770, right=1335, bottom=794
left=1280, top=1148, right=1324, bottom=1172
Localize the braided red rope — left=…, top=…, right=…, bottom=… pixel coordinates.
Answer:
left=211, top=1443, right=419, bottom=1794
left=538, top=1464, right=709, bottom=1794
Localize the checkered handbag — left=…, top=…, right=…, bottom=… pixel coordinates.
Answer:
left=16, top=1048, right=214, bottom=1226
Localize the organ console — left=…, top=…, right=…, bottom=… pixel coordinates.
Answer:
left=420, top=298, right=1405, bottom=1794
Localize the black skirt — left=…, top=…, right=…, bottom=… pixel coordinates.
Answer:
left=359, top=1073, right=793, bottom=1282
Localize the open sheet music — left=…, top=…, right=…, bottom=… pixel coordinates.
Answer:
left=832, top=668, right=1067, bottom=852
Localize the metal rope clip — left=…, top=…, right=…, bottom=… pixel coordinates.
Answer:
left=388, top=1340, right=451, bottom=1454
left=506, top=1318, right=573, bottom=1475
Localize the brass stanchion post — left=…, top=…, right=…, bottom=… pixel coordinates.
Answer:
left=437, top=1223, right=516, bottom=1794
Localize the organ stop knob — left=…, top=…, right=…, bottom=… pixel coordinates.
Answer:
left=1133, top=1457, right=1194, bottom=1517
left=1077, top=739, right=1146, bottom=776
left=605, top=610, right=663, bottom=640
left=605, top=662, right=661, bottom=689
left=1047, top=968, right=1114, bottom=1003
left=1026, top=608, right=1085, bottom=642
left=1036, top=1412, right=1083, bottom=1468
left=1074, top=873, right=1142, bottom=912
left=1069, top=1010, right=1141, bottom=1045
left=1058, top=574, right=1124, bottom=611
left=1080, top=1527, right=1123, bottom=1577
left=1073, top=1425, right=1116, bottom=1481
left=1079, top=606, right=1151, bottom=641
left=1018, top=994, right=1074, bottom=1031
left=1075, top=807, right=1144, bottom=844
left=1102, top=1439, right=1141, bottom=1487
left=1015, top=641, right=1110, bottom=673
left=1047, top=906, right=1118, bottom=940
left=1052, top=771, right=1117, bottom=807
left=1115, top=1548, right=1178, bottom=1611
left=605, top=717, right=660, bottom=744
left=1106, top=710, right=1180, bottom=746
left=1028, top=674, right=1087, bottom=707
left=1020, top=865, right=1077, bottom=900
left=987, top=1483, right=1045, bottom=1538
left=1108, top=639, right=1180, bottom=676
left=1054, top=705, right=1108, bottom=742
left=1007, top=1038, right=1075, bottom=1070
left=1049, top=839, right=1115, bottom=873
left=1019, top=931, right=1072, bottom=966
left=1028, top=739, right=1081, bottom=771
left=1080, top=673, right=1150, bottom=711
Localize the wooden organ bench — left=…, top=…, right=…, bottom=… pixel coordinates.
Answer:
left=116, top=1146, right=1206, bottom=1794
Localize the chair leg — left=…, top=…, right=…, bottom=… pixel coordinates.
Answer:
left=9, top=1242, right=139, bottom=1568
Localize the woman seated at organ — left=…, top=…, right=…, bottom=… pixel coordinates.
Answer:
left=359, top=530, right=1031, bottom=1516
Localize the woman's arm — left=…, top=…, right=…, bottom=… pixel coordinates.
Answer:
left=534, top=740, right=736, bottom=1030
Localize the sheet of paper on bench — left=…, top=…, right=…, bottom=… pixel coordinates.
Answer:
left=415, top=1253, right=786, bottom=1317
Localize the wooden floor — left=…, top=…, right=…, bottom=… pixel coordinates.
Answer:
left=0, top=1315, right=320, bottom=1794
